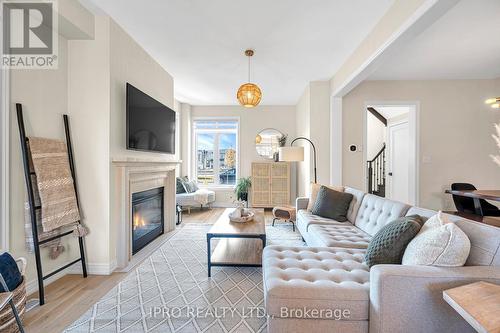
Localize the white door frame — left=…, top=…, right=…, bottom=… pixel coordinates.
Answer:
left=363, top=101, right=420, bottom=206
left=386, top=118, right=409, bottom=201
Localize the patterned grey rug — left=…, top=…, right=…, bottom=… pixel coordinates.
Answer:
left=64, top=221, right=304, bottom=333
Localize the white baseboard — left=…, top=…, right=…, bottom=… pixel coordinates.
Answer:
left=26, top=260, right=117, bottom=297
left=67, top=260, right=117, bottom=275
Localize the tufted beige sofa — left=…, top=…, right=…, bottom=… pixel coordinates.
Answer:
left=262, top=187, right=500, bottom=333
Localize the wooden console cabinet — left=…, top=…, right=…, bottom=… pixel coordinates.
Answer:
left=251, top=162, right=290, bottom=208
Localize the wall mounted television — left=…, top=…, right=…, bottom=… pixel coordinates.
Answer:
left=126, top=83, right=175, bottom=154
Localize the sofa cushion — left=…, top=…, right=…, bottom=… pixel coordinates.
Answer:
left=402, top=212, right=471, bottom=267
left=312, top=186, right=353, bottom=222
left=364, top=215, right=422, bottom=268
left=308, top=224, right=372, bottom=249
left=344, top=187, right=366, bottom=224
left=354, top=194, right=410, bottom=236
left=446, top=214, right=500, bottom=266
left=263, top=246, right=370, bottom=320
left=296, top=209, right=347, bottom=233
left=307, top=183, right=344, bottom=211
left=406, top=206, right=436, bottom=221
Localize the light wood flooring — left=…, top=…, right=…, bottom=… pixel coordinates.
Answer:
left=23, top=207, right=276, bottom=333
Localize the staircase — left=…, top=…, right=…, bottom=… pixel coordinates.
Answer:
left=367, top=144, right=386, bottom=197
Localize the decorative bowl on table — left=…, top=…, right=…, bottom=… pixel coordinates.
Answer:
left=229, top=208, right=254, bottom=223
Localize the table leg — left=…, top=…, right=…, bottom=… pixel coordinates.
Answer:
left=207, top=235, right=212, bottom=277
left=473, top=198, right=484, bottom=216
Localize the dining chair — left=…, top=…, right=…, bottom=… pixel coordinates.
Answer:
left=451, top=183, right=500, bottom=216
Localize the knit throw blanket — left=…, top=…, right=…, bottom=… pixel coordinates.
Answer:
left=28, top=137, right=81, bottom=232
left=194, top=189, right=212, bottom=206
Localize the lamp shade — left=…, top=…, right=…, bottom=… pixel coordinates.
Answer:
left=237, top=83, right=262, bottom=107
left=279, top=146, right=304, bottom=162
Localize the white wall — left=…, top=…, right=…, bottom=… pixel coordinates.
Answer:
left=7, top=10, right=177, bottom=286
left=295, top=86, right=311, bottom=197
left=109, top=20, right=175, bottom=161
left=108, top=18, right=176, bottom=264
left=68, top=16, right=112, bottom=271
left=189, top=105, right=297, bottom=205
left=342, top=79, right=500, bottom=210
left=9, top=34, right=81, bottom=286
left=179, top=103, right=192, bottom=177
left=295, top=81, right=331, bottom=197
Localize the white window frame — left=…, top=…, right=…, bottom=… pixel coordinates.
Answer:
left=192, top=117, right=240, bottom=188
left=0, top=9, right=10, bottom=252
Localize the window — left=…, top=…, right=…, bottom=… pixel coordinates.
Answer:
left=193, top=119, right=239, bottom=186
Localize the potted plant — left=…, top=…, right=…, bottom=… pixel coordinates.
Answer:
left=235, top=177, right=252, bottom=202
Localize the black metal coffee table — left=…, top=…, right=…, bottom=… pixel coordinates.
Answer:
left=206, top=208, right=266, bottom=277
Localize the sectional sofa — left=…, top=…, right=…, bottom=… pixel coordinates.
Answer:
left=262, top=187, right=500, bottom=333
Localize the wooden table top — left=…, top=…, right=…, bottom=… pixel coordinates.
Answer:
left=445, top=190, right=500, bottom=202
left=207, top=208, right=265, bottom=236
left=443, top=281, right=500, bottom=333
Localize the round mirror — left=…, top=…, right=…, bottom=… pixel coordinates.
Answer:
left=255, top=128, right=286, bottom=160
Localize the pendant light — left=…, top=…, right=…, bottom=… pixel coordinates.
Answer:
left=237, top=49, right=262, bottom=107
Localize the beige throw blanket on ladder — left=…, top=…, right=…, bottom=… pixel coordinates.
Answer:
left=28, top=137, right=81, bottom=232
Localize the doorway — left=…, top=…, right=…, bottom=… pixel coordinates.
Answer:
left=364, top=103, right=419, bottom=205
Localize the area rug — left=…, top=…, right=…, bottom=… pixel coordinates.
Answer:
left=64, top=221, right=304, bottom=333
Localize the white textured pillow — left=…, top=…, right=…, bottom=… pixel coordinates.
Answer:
left=402, top=212, right=471, bottom=266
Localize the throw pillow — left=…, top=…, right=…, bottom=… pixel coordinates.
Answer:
left=0, top=252, right=22, bottom=292
left=182, top=179, right=199, bottom=193
left=188, top=180, right=199, bottom=192
left=176, top=177, right=186, bottom=194
left=364, top=215, right=423, bottom=268
left=402, top=212, right=471, bottom=266
left=307, top=183, right=344, bottom=211
left=311, top=186, right=353, bottom=221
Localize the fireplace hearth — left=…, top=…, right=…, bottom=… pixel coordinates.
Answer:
left=132, top=187, right=164, bottom=255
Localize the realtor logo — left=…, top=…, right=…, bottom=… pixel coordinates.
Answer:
left=2, top=0, right=58, bottom=69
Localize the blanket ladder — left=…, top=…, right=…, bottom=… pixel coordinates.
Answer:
left=16, top=103, right=87, bottom=306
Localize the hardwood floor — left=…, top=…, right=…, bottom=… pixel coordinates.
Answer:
left=24, top=273, right=125, bottom=333
left=23, top=207, right=275, bottom=332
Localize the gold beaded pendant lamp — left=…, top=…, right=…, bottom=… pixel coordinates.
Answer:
left=237, top=49, right=262, bottom=107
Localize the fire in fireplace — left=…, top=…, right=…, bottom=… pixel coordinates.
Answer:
left=132, top=187, right=164, bottom=254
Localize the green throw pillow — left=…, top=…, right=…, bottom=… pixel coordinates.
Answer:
left=364, top=215, right=423, bottom=268
left=311, top=186, right=353, bottom=222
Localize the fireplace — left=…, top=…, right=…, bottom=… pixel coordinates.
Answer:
left=132, top=187, right=164, bottom=255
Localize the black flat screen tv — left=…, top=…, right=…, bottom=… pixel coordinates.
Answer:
left=126, top=83, right=175, bottom=154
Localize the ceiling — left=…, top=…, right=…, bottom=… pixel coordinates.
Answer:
left=86, top=0, right=394, bottom=105
left=369, top=0, right=500, bottom=81
left=373, top=106, right=409, bottom=120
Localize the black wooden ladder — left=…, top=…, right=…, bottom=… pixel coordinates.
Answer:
left=16, top=103, right=87, bottom=306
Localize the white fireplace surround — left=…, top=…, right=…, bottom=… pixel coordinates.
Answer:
left=112, top=158, right=180, bottom=271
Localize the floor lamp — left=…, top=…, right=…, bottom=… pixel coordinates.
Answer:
left=279, top=137, right=317, bottom=183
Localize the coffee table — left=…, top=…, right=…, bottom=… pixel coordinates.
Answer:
left=206, top=208, right=266, bottom=277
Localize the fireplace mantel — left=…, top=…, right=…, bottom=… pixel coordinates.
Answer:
left=112, top=157, right=182, bottom=166
left=112, top=158, right=181, bottom=271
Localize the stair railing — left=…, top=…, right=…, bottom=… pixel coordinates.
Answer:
left=367, top=144, right=386, bottom=196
